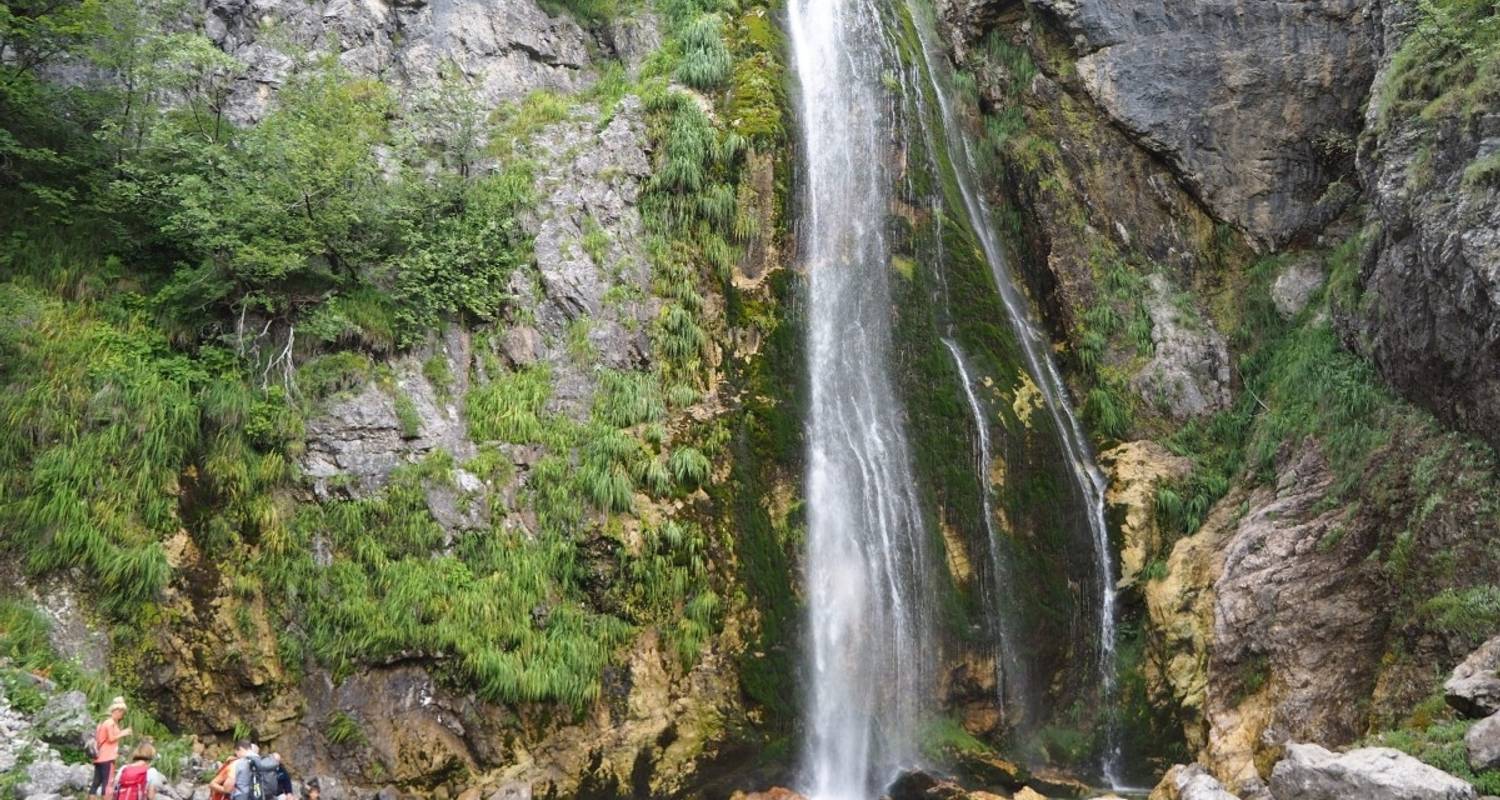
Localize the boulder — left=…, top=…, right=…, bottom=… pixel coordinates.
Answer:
left=1268, top=742, right=1477, bottom=800
left=16, top=760, right=93, bottom=798
left=32, top=690, right=91, bottom=747
left=1467, top=714, right=1500, bottom=772
left=1447, top=636, right=1500, bottom=719
left=1270, top=258, right=1325, bottom=320
left=886, top=769, right=967, bottom=800
left=1149, top=764, right=1240, bottom=800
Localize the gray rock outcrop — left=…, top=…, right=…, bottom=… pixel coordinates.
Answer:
left=517, top=95, right=658, bottom=419
left=1153, top=764, right=1242, bottom=800
left=32, top=690, right=91, bottom=747
left=1268, top=742, right=1477, bottom=800
left=1271, top=258, right=1327, bottom=320
left=1468, top=714, right=1500, bottom=772
left=302, top=327, right=477, bottom=502
left=1348, top=4, right=1500, bottom=453
left=1447, top=636, right=1500, bottom=719
left=1203, top=443, right=1386, bottom=791
left=1031, top=0, right=1380, bottom=248
left=15, top=760, right=94, bottom=799
left=205, top=0, right=596, bottom=124
left=1131, top=274, right=1231, bottom=419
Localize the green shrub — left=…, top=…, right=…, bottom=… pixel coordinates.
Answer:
left=465, top=365, right=552, bottom=444
left=668, top=446, right=711, bottom=489
left=676, top=14, right=732, bottom=91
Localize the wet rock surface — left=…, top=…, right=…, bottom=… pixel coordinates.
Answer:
left=1268, top=742, right=1479, bottom=800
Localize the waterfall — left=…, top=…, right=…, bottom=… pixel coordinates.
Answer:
left=789, top=0, right=1125, bottom=790
left=940, top=337, right=1032, bottom=724
left=900, top=2, right=1124, bottom=786
left=789, top=1, right=938, bottom=798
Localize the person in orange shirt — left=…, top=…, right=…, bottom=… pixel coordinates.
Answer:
left=90, top=697, right=133, bottom=796
left=208, top=749, right=237, bottom=800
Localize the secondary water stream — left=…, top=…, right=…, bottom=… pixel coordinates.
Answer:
left=900, top=4, right=1124, bottom=786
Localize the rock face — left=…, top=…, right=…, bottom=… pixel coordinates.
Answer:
left=514, top=96, right=659, bottom=419
left=268, top=628, right=748, bottom=798
left=1131, top=274, right=1232, bottom=419
left=1206, top=444, right=1387, bottom=791
left=1031, top=0, right=1380, bottom=247
left=1350, top=6, right=1500, bottom=453
left=1268, top=742, right=1478, bottom=800
left=1447, top=636, right=1500, bottom=719
left=204, top=0, right=596, bottom=123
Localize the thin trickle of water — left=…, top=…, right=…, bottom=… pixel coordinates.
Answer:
left=940, top=337, right=1032, bottom=721
left=900, top=2, right=1125, bottom=786
left=789, top=1, right=938, bottom=798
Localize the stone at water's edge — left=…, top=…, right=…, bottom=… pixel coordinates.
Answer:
left=1448, top=635, right=1500, bottom=719
left=1268, top=742, right=1478, bottom=800
left=1149, top=764, right=1241, bottom=800
left=729, top=789, right=807, bottom=800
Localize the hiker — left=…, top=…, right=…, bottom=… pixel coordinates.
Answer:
left=301, top=778, right=321, bottom=800
left=111, top=743, right=158, bottom=800
left=231, top=741, right=283, bottom=800
left=90, top=697, right=132, bottom=796
left=208, top=750, right=237, bottom=800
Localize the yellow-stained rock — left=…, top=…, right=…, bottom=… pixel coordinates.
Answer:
left=1011, top=371, right=1043, bottom=427
left=1100, top=441, right=1191, bottom=589
left=1143, top=486, right=1244, bottom=752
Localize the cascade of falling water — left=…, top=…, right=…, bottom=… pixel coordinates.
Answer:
left=940, top=337, right=1033, bottom=722
left=898, top=1, right=1125, bottom=787
left=788, top=0, right=939, bottom=797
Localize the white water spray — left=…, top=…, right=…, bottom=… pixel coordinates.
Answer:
left=789, top=1, right=938, bottom=798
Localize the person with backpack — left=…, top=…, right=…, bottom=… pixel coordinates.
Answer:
left=111, top=743, right=158, bottom=800
left=89, top=697, right=133, bottom=796
left=230, top=741, right=283, bottom=800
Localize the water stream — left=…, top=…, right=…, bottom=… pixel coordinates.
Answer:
left=789, top=1, right=938, bottom=797
left=940, top=337, right=1032, bottom=722
left=900, top=3, right=1124, bottom=786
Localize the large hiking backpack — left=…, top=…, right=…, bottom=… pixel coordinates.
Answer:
left=115, top=764, right=150, bottom=800
left=247, top=760, right=281, bottom=800
left=83, top=725, right=100, bottom=759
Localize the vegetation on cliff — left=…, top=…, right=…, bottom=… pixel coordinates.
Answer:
left=1, top=5, right=795, bottom=789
